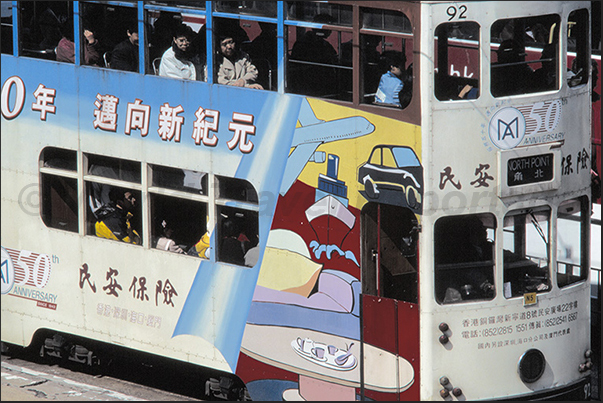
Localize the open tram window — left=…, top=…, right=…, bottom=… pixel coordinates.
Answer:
left=18, top=1, right=72, bottom=61
left=213, top=16, right=276, bottom=91
left=85, top=154, right=141, bottom=244
left=556, top=197, right=589, bottom=288
left=40, top=147, right=78, bottom=233
left=434, top=21, right=480, bottom=101
left=150, top=193, right=208, bottom=257
left=1, top=2, right=13, bottom=55
left=503, top=207, right=551, bottom=299
left=285, top=2, right=353, bottom=101
left=216, top=206, right=258, bottom=267
left=490, top=14, right=561, bottom=97
left=360, top=8, right=413, bottom=108
left=567, top=8, right=590, bottom=88
left=79, top=2, right=138, bottom=71
left=434, top=214, right=496, bottom=304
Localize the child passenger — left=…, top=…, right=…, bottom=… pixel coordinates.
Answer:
left=374, top=51, right=406, bottom=107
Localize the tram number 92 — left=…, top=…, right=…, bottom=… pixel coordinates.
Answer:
left=446, top=5, right=468, bottom=20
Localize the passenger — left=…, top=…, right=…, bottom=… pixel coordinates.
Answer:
left=216, top=32, right=263, bottom=89
left=289, top=13, right=338, bottom=97
left=491, top=39, right=534, bottom=97
left=374, top=51, right=406, bottom=106
left=154, top=219, right=184, bottom=254
left=110, top=22, right=139, bottom=72
left=532, top=43, right=557, bottom=92
left=149, top=11, right=183, bottom=62
left=56, top=24, right=102, bottom=66
left=158, top=24, right=198, bottom=81
left=219, top=219, right=245, bottom=265
left=95, top=187, right=141, bottom=245
left=247, top=22, right=277, bottom=89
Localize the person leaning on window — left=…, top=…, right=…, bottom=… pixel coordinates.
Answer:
left=158, top=24, right=202, bottom=81
left=216, top=32, right=263, bottom=90
left=95, top=187, right=141, bottom=245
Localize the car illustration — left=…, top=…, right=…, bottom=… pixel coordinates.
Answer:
left=358, top=145, right=423, bottom=213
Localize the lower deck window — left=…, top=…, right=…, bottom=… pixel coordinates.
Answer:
left=503, top=207, right=551, bottom=298
left=434, top=214, right=496, bottom=304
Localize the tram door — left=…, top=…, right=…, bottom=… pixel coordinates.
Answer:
left=361, top=203, right=420, bottom=400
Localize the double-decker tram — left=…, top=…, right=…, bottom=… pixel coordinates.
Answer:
left=1, top=1, right=596, bottom=400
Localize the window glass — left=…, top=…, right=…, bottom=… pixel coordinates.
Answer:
left=491, top=14, right=561, bottom=97
left=503, top=207, right=551, bottom=298
left=217, top=176, right=258, bottom=203
left=147, top=1, right=205, bottom=10
left=362, top=8, right=412, bottom=33
left=19, top=1, right=72, bottom=60
left=557, top=197, right=589, bottom=287
left=214, top=1, right=276, bottom=18
left=434, top=214, right=496, bottom=304
left=217, top=206, right=258, bottom=267
left=87, top=154, right=141, bottom=183
left=1, top=1, right=13, bottom=55
left=214, top=17, right=276, bottom=91
left=151, top=165, right=207, bottom=195
left=151, top=194, right=207, bottom=257
left=42, top=147, right=76, bottom=171
left=286, top=22, right=353, bottom=100
left=434, top=21, right=480, bottom=101
left=286, top=2, right=352, bottom=26
left=567, top=9, right=589, bottom=88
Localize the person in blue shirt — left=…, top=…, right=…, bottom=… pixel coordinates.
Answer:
left=375, top=51, right=406, bottom=106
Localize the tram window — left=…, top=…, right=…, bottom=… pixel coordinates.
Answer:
left=217, top=176, right=258, bottom=204
left=491, top=14, right=561, bottom=97
left=360, top=8, right=413, bottom=108
left=503, top=207, right=551, bottom=299
left=80, top=3, right=138, bottom=70
left=556, top=197, right=589, bottom=288
left=286, top=3, right=353, bottom=101
left=147, top=1, right=206, bottom=10
left=434, top=214, right=496, bottom=304
left=86, top=184, right=142, bottom=245
left=150, top=194, right=207, bottom=257
left=18, top=1, right=72, bottom=61
left=147, top=8, right=206, bottom=79
left=40, top=147, right=78, bottom=233
left=213, top=17, right=277, bottom=91
left=1, top=2, right=13, bottom=55
left=151, top=165, right=207, bottom=195
left=217, top=206, right=258, bottom=267
left=435, top=21, right=480, bottom=101
left=567, top=9, right=590, bottom=88
left=87, top=154, right=141, bottom=184
left=214, top=1, right=277, bottom=18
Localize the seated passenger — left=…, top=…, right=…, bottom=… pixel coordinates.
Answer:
left=374, top=51, right=406, bottom=106
left=491, top=39, right=534, bottom=97
left=532, top=43, right=557, bottom=92
left=154, top=219, right=184, bottom=254
left=289, top=13, right=338, bottom=97
left=110, top=22, right=139, bottom=72
left=216, top=32, right=263, bottom=89
left=95, top=188, right=141, bottom=245
left=158, top=24, right=199, bottom=81
left=56, top=23, right=102, bottom=66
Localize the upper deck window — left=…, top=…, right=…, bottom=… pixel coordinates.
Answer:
left=214, top=1, right=276, bottom=18
left=18, top=1, right=73, bottom=61
left=434, top=21, right=480, bottom=101
left=556, top=197, right=589, bottom=288
left=1, top=2, right=13, bottom=55
left=360, top=8, right=413, bottom=109
left=490, top=14, right=561, bottom=97
left=567, top=8, right=590, bottom=88
left=285, top=3, right=353, bottom=101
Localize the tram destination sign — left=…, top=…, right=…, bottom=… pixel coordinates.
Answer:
left=507, top=153, right=554, bottom=187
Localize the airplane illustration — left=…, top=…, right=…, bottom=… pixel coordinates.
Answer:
left=280, top=99, right=376, bottom=196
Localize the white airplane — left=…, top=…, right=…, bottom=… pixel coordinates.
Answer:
left=280, top=99, right=376, bottom=195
